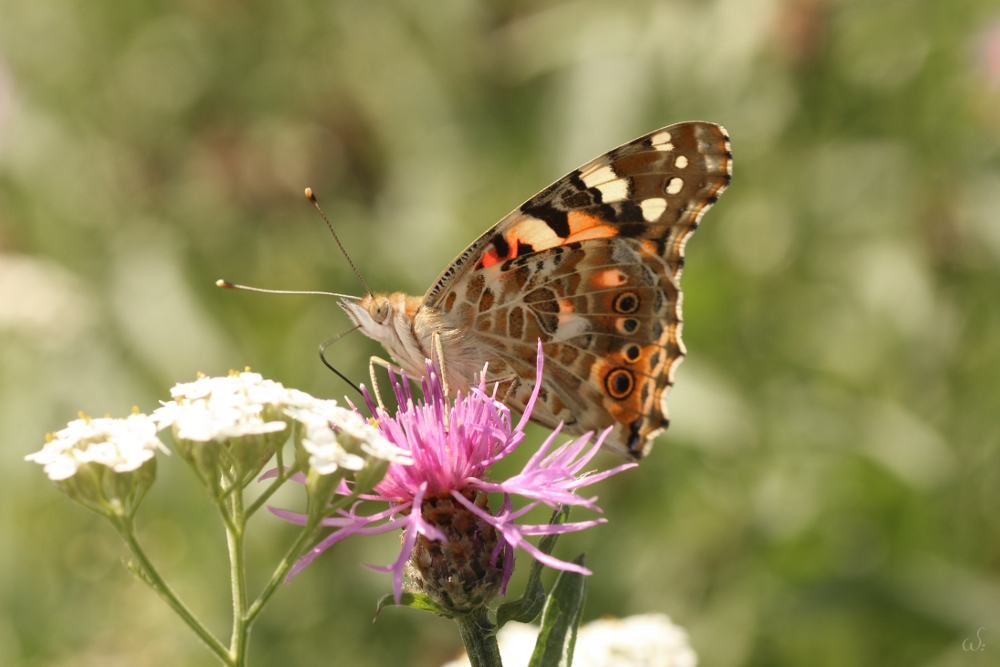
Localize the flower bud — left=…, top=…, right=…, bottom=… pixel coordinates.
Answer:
left=174, top=436, right=226, bottom=499
left=352, top=454, right=390, bottom=497
left=404, top=489, right=503, bottom=614
left=304, top=465, right=349, bottom=523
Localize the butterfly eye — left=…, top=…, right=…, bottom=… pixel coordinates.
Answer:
left=369, top=296, right=391, bottom=324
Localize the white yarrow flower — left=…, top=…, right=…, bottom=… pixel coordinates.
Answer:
left=153, top=370, right=409, bottom=481
left=442, top=614, right=697, bottom=667
left=153, top=371, right=290, bottom=442
left=285, top=400, right=412, bottom=475
left=300, top=423, right=365, bottom=474
left=26, top=413, right=168, bottom=481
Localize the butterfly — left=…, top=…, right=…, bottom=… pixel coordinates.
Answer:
left=340, top=121, right=731, bottom=460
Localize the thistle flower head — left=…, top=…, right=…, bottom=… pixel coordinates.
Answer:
left=272, top=342, right=636, bottom=611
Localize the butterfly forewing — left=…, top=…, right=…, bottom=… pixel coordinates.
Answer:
left=420, top=121, right=731, bottom=459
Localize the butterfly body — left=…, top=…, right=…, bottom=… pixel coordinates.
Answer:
left=341, top=121, right=732, bottom=460
left=342, top=291, right=487, bottom=396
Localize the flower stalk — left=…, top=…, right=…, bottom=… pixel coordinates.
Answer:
left=225, top=483, right=250, bottom=665
left=457, top=608, right=503, bottom=667
left=116, top=518, right=231, bottom=663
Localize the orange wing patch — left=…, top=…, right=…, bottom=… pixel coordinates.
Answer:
left=565, top=211, right=615, bottom=242
left=476, top=210, right=618, bottom=270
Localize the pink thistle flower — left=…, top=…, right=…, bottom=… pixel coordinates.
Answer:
left=270, top=341, right=635, bottom=609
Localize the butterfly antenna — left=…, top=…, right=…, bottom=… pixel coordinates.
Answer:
left=319, top=325, right=364, bottom=396
left=305, top=187, right=374, bottom=297
left=215, top=280, right=361, bottom=300
left=216, top=281, right=364, bottom=396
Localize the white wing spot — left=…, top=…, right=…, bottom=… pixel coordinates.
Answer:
left=666, top=178, right=684, bottom=195
left=640, top=198, right=667, bottom=222
left=552, top=313, right=590, bottom=342
left=651, top=131, right=673, bottom=152
left=674, top=155, right=688, bottom=169
left=580, top=164, right=616, bottom=188
left=595, top=178, right=629, bottom=203
left=595, top=269, right=629, bottom=287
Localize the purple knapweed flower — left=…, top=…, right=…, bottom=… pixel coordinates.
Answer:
left=271, top=342, right=635, bottom=609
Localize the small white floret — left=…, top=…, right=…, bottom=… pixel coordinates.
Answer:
left=301, top=424, right=366, bottom=474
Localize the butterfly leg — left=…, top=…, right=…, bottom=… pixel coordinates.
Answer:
left=368, top=355, right=404, bottom=411
left=429, top=331, right=453, bottom=424
left=480, top=373, right=519, bottom=403
left=430, top=331, right=450, bottom=398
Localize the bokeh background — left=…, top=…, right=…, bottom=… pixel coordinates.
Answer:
left=2, top=0, right=999, bottom=665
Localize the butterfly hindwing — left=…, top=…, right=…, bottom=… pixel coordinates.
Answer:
left=420, top=121, right=732, bottom=459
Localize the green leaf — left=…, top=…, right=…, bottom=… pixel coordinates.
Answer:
left=527, top=553, right=587, bottom=667
left=496, top=505, right=570, bottom=629
left=374, top=592, right=457, bottom=620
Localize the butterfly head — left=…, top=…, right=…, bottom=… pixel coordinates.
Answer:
left=340, top=292, right=426, bottom=376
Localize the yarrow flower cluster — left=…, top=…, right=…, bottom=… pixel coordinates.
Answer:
left=152, top=371, right=306, bottom=442
left=146, top=370, right=408, bottom=498
left=273, top=342, right=636, bottom=610
left=27, top=412, right=167, bottom=481
left=27, top=370, right=409, bottom=515
left=443, top=613, right=697, bottom=667
left=25, top=411, right=168, bottom=519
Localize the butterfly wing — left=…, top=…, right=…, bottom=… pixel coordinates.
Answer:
left=422, top=121, right=732, bottom=459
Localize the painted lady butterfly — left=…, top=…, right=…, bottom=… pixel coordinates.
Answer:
left=341, top=122, right=732, bottom=459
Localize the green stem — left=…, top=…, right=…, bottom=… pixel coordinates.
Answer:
left=245, top=490, right=357, bottom=625
left=118, top=521, right=231, bottom=665
left=457, top=608, right=503, bottom=667
left=227, top=491, right=250, bottom=666
left=245, top=520, right=318, bottom=625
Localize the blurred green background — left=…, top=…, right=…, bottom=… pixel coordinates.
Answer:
left=2, top=0, right=999, bottom=665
